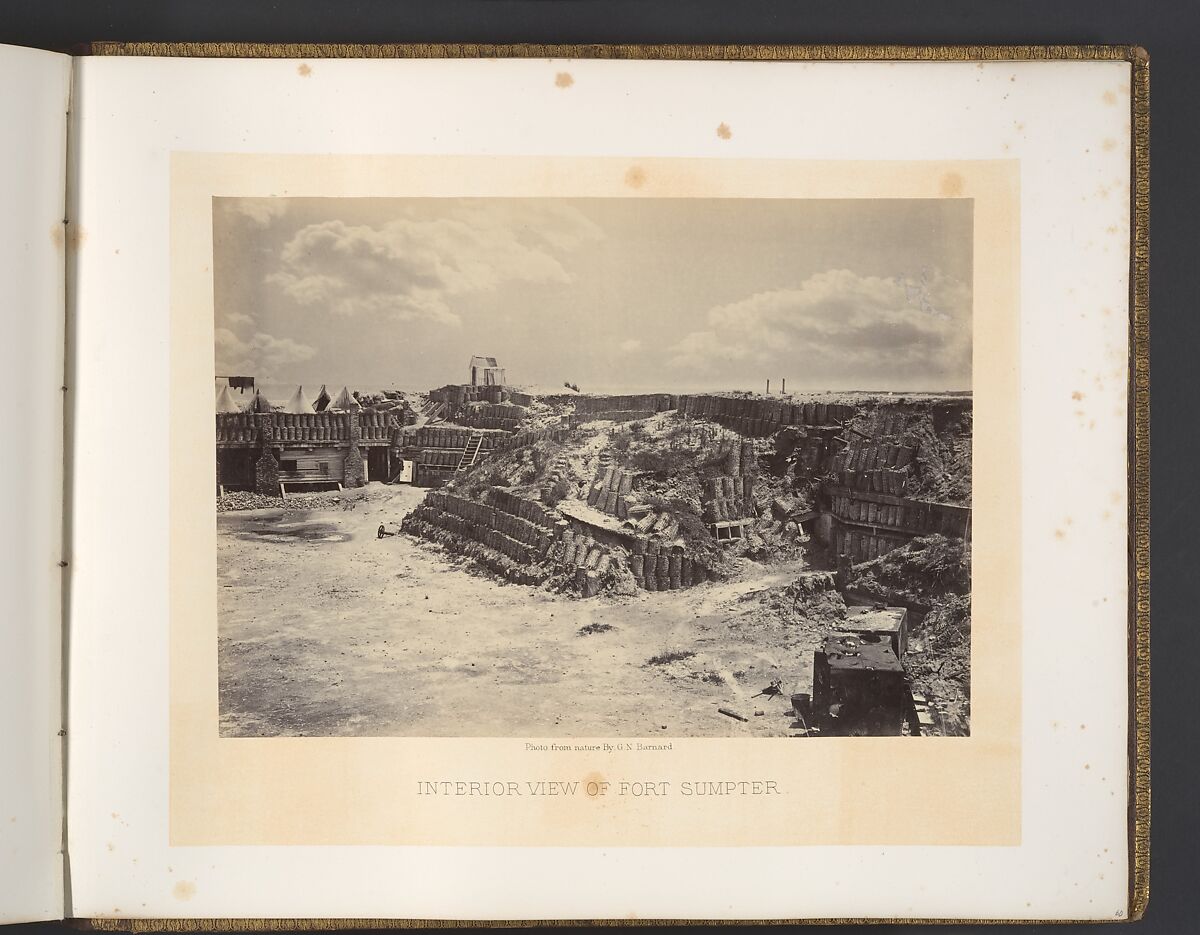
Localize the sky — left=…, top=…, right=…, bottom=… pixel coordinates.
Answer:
left=213, top=196, right=973, bottom=394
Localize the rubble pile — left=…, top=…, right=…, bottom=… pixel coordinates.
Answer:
left=905, top=593, right=972, bottom=734
left=217, top=489, right=381, bottom=514
left=842, top=533, right=970, bottom=610
left=217, top=490, right=281, bottom=512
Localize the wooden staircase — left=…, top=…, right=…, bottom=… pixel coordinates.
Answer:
left=420, top=399, right=447, bottom=424
left=457, top=434, right=483, bottom=471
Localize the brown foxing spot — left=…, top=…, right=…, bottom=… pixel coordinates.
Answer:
left=1103, top=138, right=1117, bottom=151
left=583, top=770, right=606, bottom=797
left=1103, top=90, right=1117, bottom=105
left=1055, top=529, right=1066, bottom=540
left=173, top=880, right=197, bottom=901
left=297, top=63, right=312, bottom=77
left=716, top=122, right=732, bottom=140
left=67, top=224, right=86, bottom=250
left=624, top=166, right=646, bottom=189
left=1072, top=391, right=1085, bottom=401
left=939, top=172, right=964, bottom=197
left=554, top=72, right=574, bottom=89
left=50, top=223, right=64, bottom=249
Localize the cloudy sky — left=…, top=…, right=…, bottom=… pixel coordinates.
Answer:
left=213, top=196, right=972, bottom=393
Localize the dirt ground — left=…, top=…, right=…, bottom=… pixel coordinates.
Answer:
left=218, top=483, right=826, bottom=738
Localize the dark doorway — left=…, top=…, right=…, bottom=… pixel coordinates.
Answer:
left=367, top=446, right=390, bottom=483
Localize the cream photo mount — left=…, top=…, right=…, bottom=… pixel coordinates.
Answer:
left=170, top=153, right=1021, bottom=848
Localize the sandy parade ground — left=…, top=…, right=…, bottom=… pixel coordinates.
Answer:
left=218, top=482, right=828, bottom=738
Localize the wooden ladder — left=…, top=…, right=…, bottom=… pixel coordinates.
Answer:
left=422, top=400, right=447, bottom=424
left=457, top=434, right=483, bottom=471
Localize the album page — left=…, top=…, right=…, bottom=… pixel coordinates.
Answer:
left=67, top=52, right=1136, bottom=921
left=0, top=43, right=71, bottom=924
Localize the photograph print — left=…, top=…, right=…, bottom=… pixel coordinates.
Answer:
left=212, top=196, right=973, bottom=739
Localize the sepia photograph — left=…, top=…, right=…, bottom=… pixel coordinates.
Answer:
left=212, top=195, right=974, bottom=740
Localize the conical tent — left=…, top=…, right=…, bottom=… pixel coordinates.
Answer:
left=282, top=385, right=315, bottom=414
left=215, top=384, right=242, bottom=413
left=313, top=384, right=331, bottom=412
left=328, top=386, right=362, bottom=410
left=250, top=389, right=274, bottom=413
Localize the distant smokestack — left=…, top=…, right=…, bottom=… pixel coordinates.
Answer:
left=766, top=379, right=770, bottom=394
left=782, top=377, right=786, bottom=394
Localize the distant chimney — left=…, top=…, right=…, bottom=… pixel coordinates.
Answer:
left=766, top=379, right=771, bottom=394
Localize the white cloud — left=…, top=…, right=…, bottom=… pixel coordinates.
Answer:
left=265, top=203, right=603, bottom=326
left=226, top=198, right=290, bottom=228
left=223, top=311, right=253, bottom=327
left=618, top=338, right=643, bottom=353
left=215, top=328, right=317, bottom=378
left=668, top=268, right=971, bottom=380
left=668, top=330, right=749, bottom=368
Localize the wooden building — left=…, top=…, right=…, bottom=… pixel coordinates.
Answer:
left=468, top=355, right=506, bottom=387
left=215, top=409, right=400, bottom=495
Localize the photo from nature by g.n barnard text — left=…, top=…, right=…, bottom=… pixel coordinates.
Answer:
left=213, top=196, right=973, bottom=740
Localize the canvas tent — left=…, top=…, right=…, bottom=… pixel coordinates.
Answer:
left=250, top=389, right=274, bottom=413
left=313, top=385, right=331, bottom=412
left=215, top=384, right=242, bottom=413
left=281, top=385, right=315, bottom=414
left=328, top=385, right=362, bottom=410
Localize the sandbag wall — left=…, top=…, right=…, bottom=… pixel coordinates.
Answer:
left=217, top=411, right=404, bottom=446
left=830, top=526, right=914, bottom=564
left=586, top=464, right=636, bottom=519
left=557, top=393, right=677, bottom=414
left=427, top=383, right=511, bottom=407
left=827, top=490, right=971, bottom=539
left=396, top=426, right=504, bottom=486
left=493, top=426, right=573, bottom=453
left=679, top=395, right=857, bottom=436
left=456, top=402, right=528, bottom=432
left=217, top=411, right=357, bottom=444
left=624, top=507, right=680, bottom=539
left=828, top=448, right=916, bottom=496
left=826, top=409, right=918, bottom=494
left=566, top=409, right=657, bottom=427
left=539, top=454, right=572, bottom=505
left=402, top=490, right=558, bottom=585
left=217, top=412, right=265, bottom=444
left=366, top=399, right=417, bottom=427
left=397, top=425, right=504, bottom=451
left=358, top=410, right=397, bottom=441
left=700, top=439, right=758, bottom=523
left=627, top=539, right=715, bottom=592
left=404, top=488, right=631, bottom=597
left=554, top=525, right=627, bottom=598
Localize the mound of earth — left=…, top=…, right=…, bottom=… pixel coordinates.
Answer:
left=843, top=534, right=970, bottom=610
